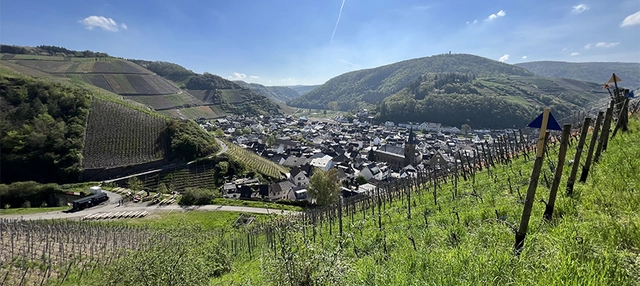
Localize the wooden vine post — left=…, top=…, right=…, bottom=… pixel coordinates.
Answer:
left=515, top=108, right=552, bottom=253
left=579, top=111, right=604, bottom=183
left=543, top=124, right=571, bottom=221
left=594, top=100, right=614, bottom=162
left=566, top=117, right=591, bottom=196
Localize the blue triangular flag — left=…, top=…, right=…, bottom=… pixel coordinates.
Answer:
left=626, top=90, right=635, bottom=98
left=527, top=112, right=562, bottom=131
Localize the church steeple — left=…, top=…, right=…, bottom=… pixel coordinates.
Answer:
left=404, top=128, right=417, bottom=166
left=408, top=127, right=416, bottom=145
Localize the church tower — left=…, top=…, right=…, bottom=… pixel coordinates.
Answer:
left=404, top=128, right=416, bottom=167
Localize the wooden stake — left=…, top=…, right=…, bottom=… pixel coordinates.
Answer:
left=566, top=117, right=591, bottom=196
left=580, top=111, right=604, bottom=183
left=543, top=124, right=571, bottom=221
left=594, top=101, right=614, bottom=162
left=515, top=107, right=550, bottom=253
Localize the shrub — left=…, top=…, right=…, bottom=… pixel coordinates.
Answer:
left=0, top=181, right=63, bottom=208
left=180, top=187, right=218, bottom=205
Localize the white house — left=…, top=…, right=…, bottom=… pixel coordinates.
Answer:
left=310, top=155, right=334, bottom=171
left=291, top=170, right=310, bottom=187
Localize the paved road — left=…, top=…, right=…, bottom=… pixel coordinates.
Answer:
left=215, top=138, right=228, bottom=155
left=0, top=191, right=293, bottom=221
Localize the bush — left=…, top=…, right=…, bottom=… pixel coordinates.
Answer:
left=0, top=181, right=63, bottom=208
left=180, top=187, right=218, bottom=205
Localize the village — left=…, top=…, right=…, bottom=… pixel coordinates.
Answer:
left=200, top=109, right=529, bottom=204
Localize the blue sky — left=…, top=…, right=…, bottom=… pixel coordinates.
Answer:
left=1, top=0, right=639, bottom=85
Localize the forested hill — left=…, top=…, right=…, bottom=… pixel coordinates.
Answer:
left=0, top=67, right=219, bottom=184
left=378, top=73, right=606, bottom=128
left=288, top=53, right=534, bottom=110
left=234, top=81, right=301, bottom=103
left=516, top=61, right=640, bottom=89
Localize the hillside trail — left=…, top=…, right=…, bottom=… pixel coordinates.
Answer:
left=0, top=190, right=293, bottom=221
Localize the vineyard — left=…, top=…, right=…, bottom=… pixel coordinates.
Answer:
left=1, top=104, right=637, bottom=285
left=0, top=219, right=242, bottom=286
left=0, top=219, right=155, bottom=286
left=222, top=139, right=288, bottom=179
left=177, top=106, right=220, bottom=119
left=216, top=109, right=640, bottom=285
left=82, top=98, right=169, bottom=170
left=124, top=93, right=204, bottom=110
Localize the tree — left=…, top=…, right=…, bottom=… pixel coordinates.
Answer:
left=128, top=177, right=144, bottom=193
left=156, top=183, right=168, bottom=194
left=461, top=124, right=472, bottom=135
left=355, top=175, right=368, bottom=186
left=308, top=169, right=341, bottom=206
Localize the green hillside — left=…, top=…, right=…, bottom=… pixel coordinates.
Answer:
left=131, top=60, right=282, bottom=117
left=516, top=61, right=640, bottom=89
left=0, top=63, right=219, bottom=184
left=379, top=73, right=607, bottom=128
left=0, top=47, right=281, bottom=120
left=288, top=53, right=534, bottom=110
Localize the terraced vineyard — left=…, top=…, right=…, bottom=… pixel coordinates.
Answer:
left=222, top=139, right=288, bottom=179
left=124, top=93, right=203, bottom=110
left=82, top=98, right=169, bottom=169
left=178, top=106, right=220, bottom=119
left=1, top=52, right=281, bottom=121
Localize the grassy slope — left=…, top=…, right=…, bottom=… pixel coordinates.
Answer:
left=216, top=115, right=640, bottom=285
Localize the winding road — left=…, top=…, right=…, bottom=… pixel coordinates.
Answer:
left=0, top=190, right=293, bottom=221
left=215, top=138, right=228, bottom=155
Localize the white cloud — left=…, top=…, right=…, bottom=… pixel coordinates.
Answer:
left=485, top=10, right=506, bottom=21
left=80, top=16, right=123, bottom=32
left=595, top=42, right=619, bottom=48
left=562, top=48, right=568, bottom=51
left=571, top=52, right=580, bottom=56
left=121, top=23, right=127, bottom=30
left=522, top=56, right=528, bottom=59
left=250, top=75, right=260, bottom=79
left=584, top=44, right=592, bottom=49
left=498, top=54, right=509, bottom=62
left=621, top=11, right=640, bottom=27
left=227, top=72, right=247, bottom=80
left=572, top=4, right=590, bottom=14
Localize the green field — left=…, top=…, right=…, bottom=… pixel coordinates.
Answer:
left=222, top=139, right=288, bottom=179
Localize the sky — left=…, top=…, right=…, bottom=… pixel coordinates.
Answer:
left=1, top=0, right=639, bottom=85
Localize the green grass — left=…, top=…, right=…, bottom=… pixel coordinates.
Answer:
left=210, top=198, right=302, bottom=212
left=113, top=210, right=272, bottom=231
left=0, top=206, right=69, bottom=215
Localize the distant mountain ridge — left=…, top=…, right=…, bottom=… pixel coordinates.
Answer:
left=288, top=53, right=534, bottom=110
left=516, top=61, right=640, bottom=89
left=234, top=81, right=301, bottom=103
left=287, top=85, right=320, bottom=96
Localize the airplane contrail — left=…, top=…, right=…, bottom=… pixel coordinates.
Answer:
left=330, top=0, right=346, bottom=47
